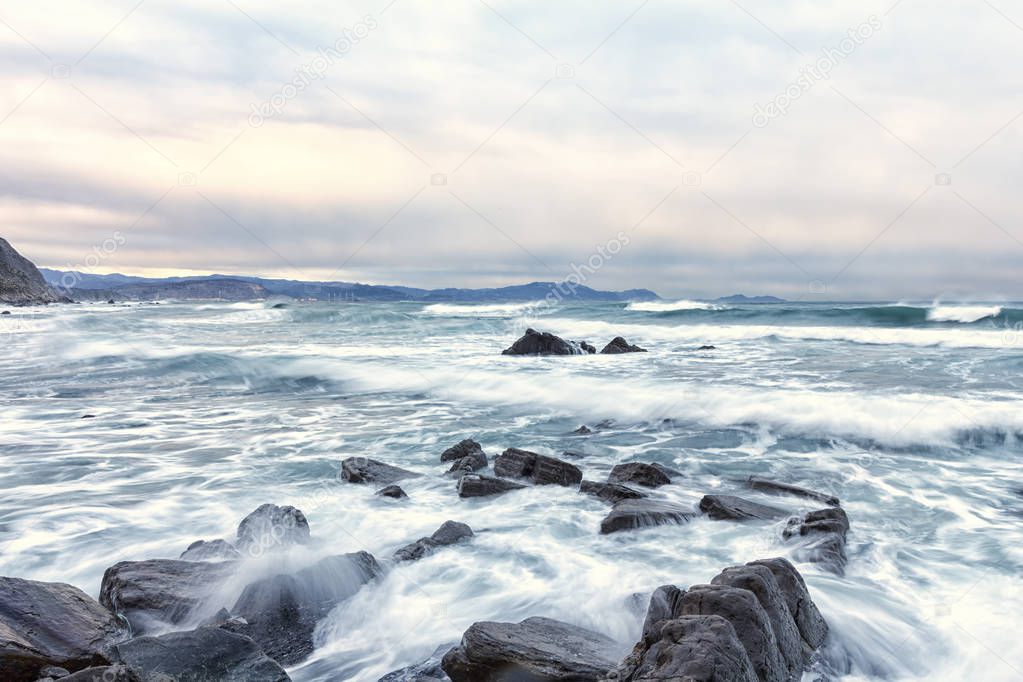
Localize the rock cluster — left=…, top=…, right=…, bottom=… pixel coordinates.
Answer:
left=502, top=329, right=647, bottom=356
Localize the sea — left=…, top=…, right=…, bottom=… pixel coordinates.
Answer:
left=1, top=298, right=1021, bottom=681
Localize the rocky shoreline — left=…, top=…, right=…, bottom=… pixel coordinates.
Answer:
left=1, top=436, right=847, bottom=682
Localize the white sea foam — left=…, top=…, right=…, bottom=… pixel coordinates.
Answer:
left=926, top=304, right=1002, bottom=323
left=626, top=299, right=722, bottom=312
left=420, top=301, right=547, bottom=317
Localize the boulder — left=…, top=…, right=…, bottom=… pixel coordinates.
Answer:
left=59, top=665, right=139, bottom=682
left=457, top=474, right=527, bottom=498
left=607, top=462, right=677, bottom=488
left=783, top=507, right=850, bottom=575
left=640, top=585, right=686, bottom=644
left=446, top=450, right=487, bottom=476
left=579, top=480, right=646, bottom=504
left=379, top=645, right=453, bottom=681
left=572, top=425, right=593, bottom=434
left=494, top=448, right=583, bottom=486
left=441, top=617, right=618, bottom=681
left=394, top=521, right=474, bottom=562
left=580, top=341, right=597, bottom=354
left=600, top=337, right=647, bottom=354
left=235, top=504, right=310, bottom=555
left=225, top=551, right=380, bottom=666
left=0, top=577, right=126, bottom=682
left=114, top=627, right=290, bottom=681
left=600, top=499, right=695, bottom=535
left=699, top=495, right=787, bottom=521
left=377, top=485, right=409, bottom=499
left=747, top=558, right=828, bottom=649
left=746, top=477, right=840, bottom=507
left=98, top=559, right=234, bottom=633
left=179, top=539, right=241, bottom=562
left=501, top=329, right=590, bottom=356
left=440, top=440, right=484, bottom=463
left=341, top=458, right=421, bottom=485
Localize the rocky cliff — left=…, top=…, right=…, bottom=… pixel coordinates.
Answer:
left=0, top=238, right=65, bottom=305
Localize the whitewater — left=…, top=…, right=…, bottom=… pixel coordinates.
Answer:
left=1, top=299, right=1021, bottom=681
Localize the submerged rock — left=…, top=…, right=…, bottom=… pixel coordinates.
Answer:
left=600, top=499, right=695, bottom=535
left=457, top=474, right=527, bottom=498
left=573, top=425, right=593, bottom=434
left=746, top=476, right=840, bottom=507
left=179, top=538, right=241, bottom=562
left=114, top=627, right=290, bottom=681
left=699, top=495, right=787, bottom=521
left=493, top=448, right=583, bottom=486
left=235, top=504, right=310, bottom=555
left=697, top=345, right=717, bottom=351
left=441, top=617, right=618, bottom=681
left=394, top=521, right=474, bottom=562
left=501, top=328, right=590, bottom=356
left=600, top=336, right=647, bottom=354
left=379, top=644, right=453, bottom=681
left=607, top=462, right=677, bottom=488
left=376, top=485, right=409, bottom=499
left=0, top=577, right=126, bottom=681
left=580, top=479, right=646, bottom=504
left=342, top=458, right=421, bottom=485
left=784, top=507, right=851, bottom=575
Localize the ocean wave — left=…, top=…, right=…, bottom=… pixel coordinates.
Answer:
left=626, top=300, right=723, bottom=312
left=925, top=305, right=1002, bottom=323
left=419, top=301, right=547, bottom=317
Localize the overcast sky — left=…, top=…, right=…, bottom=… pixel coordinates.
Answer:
left=1, top=0, right=1021, bottom=299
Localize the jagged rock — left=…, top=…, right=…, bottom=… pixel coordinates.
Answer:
left=114, top=627, right=290, bottom=681
left=573, top=425, right=593, bottom=434
left=746, top=477, right=840, bottom=507
left=640, top=585, right=686, bottom=643
left=0, top=237, right=64, bottom=305
left=607, top=462, right=677, bottom=488
left=235, top=504, right=310, bottom=555
left=440, top=440, right=484, bottom=463
left=502, top=328, right=590, bottom=356
left=457, top=474, right=527, bottom=498
left=0, top=577, right=126, bottom=682
left=699, top=495, right=787, bottom=521
left=446, top=450, right=488, bottom=476
left=579, top=480, right=646, bottom=504
left=377, top=485, right=409, bottom=499
left=342, top=458, right=421, bottom=485
left=379, top=645, right=453, bottom=681
left=747, top=558, right=828, bottom=649
left=784, top=507, right=850, bottom=575
left=600, top=337, right=647, bottom=354
left=600, top=499, right=695, bottom=535
left=394, top=521, right=474, bottom=562
left=493, top=448, right=583, bottom=486
left=441, top=617, right=618, bottom=681
left=225, top=551, right=380, bottom=666
left=179, top=539, right=241, bottom=562
left=59, top=665, right=139, bottom=681
left=99, top=559, right=234, bottom=633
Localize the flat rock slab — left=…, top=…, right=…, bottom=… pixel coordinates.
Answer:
left=699, top=495, right=787, bottom=521
left=607, top=462, right=678, bottom=488
left=600, top=499, right=696, bottom=535
left=114, top=627, right=290, bottom=682
left=441, top=616, right=618, bottom=681
left=580, top=480, right=646, bottom=504
left=457, top=474, right=527, bottom=498
left=342, top=458, right=421, bottom=485
left=0, top=577, right=127, bottom=682
left=746, top=476, right=840, bottom=507
left=494, top=448, right=583, bottom=486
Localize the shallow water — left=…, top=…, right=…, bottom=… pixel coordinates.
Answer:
left=1, top=299, right=1022, bottom=681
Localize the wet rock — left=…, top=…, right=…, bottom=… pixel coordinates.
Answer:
left=441, top=617, right=618, bottom=682
left=640, top=585, right=686, bottom=643
left=600, top=336, right=647, bottom=354
left=394, top=521, right=474, bottom=562
left=607, top=462, right=677, bottom=488
left=235, top=504, right=310, bottom=555
left=58, top=665, right=139, bottom=682
left=376, top=485, right=409, bottom=499
left=502, top=328, right=590, bottom=356
left=699, top=495, right=787, bottom=521
left=457, top=474, right=527, bottom=498
left=580, top=341, right=597, bottom=354
left=600, top=499, right=695, bottom=535
left=579, top=480, right=646, bottom=504
left=747, top=558, right=828, bottom=649
left=379, top=645, right=453, bottom=681
left=746, top=477, right=840, bottom=507
left=612, top=615, right=758, bottom=682
left=440, top=439, right=484, bottom=463
left=784, top=507, right=850, bottom=575
left=36, top=665, right=71, bottom=680
left=697, top=345, right=717, bottom=351
left=225, top=552, right=380, bottom=666
left=114, top=627, right=290, bottom=681
left=342, top=458, right=421, bottom=485
left=573, top=425, right=593, bottom=434
left=0, top=577, right=126, bottom=682
left=0, top=310, right=9, bottom=315
left=446, top=450, right=487, bottom=476
left=99, top=559, right=235, bottom=633
left=494, top=448, right=583, bottom=486
left=179, top=539, right=241, bottom=562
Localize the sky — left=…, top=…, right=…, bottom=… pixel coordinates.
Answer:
left=0, top=0, right=1021, bottom=300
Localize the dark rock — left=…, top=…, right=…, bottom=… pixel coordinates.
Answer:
left=699, top=495, right=787, bottom=521
left=579, top=480, right=646, bottom=504
left=747, top=558, right=828, bottom=649
left=0, top=577, right=126, bottom=682
left=640, top=585, right=686, bottom=644
left=394, top=522, right=474, bottom=562
left=377, top=485, right=409, bottom=499
left=783, top=507, right=850, bottom=575
left=697, top=345, right=717, bottom=351
left=114, top=627, right=290, bottom=681
left=98, top=559, right=234, bottom=633
left=179, top=539, right=241, bottom=562
left=501, top=328, right=590, bottom=356
left=607, top=462, right=676, bottom=488
left=572, top=425, right=592, bottom=434
left=679, top=585, right=788, bottom=682
left=580, top=341, right=597, bottom=354
left=561, top=450, right=586, bottom=459
left=37, top=665, right=71, bottom=679
left=226, top=551, right=380, bottom=666
left=379, top=645, right=453, bottom=681
left=106, top=300, right=115, bottom=305
left=80, top=414, right=96, bottom=419
left=0, top=237, right=65, bottom=305
left=59, top=665, right=139, bottom=682
left=600, top=499, right=695, bottom=535
left=446, top=450, right=487, bottom=476
left=441, top=617, right=618, bottom=682
left=746, top=476, right=840, bottom=507
left=456, top=474, right=527, bottom=498
left=0, top=310, right=10, bottom=315
left=440, top=439, right=484, bottom=463
left=342, top=458, right=421, bottom=485
left=235, top=504, right=310, bottom=555
left=271, top=303, right=288, bottom=309
left=493, top=448, right=583, bottom=486
left=600, top=336, right=647, bottom=354
left=612, top=615, right=758, bottom=682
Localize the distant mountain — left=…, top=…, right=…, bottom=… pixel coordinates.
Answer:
left=1, top=239, right=67, bottom=305
left=716, top=294, right=786, bottom=304
left=70, top=279, right=271, bottom=302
